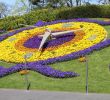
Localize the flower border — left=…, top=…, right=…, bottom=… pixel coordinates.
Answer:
left=0, top=18, right=110, bottom=78
left=0, top=18, right=110, bottom=42
left=0, top=39, right=110, bottom=78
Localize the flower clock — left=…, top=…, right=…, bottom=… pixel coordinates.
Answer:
left=0, top=18, right=110, bottom=78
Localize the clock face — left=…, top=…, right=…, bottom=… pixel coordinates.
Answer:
left=0, top=22, right=107, bottom=63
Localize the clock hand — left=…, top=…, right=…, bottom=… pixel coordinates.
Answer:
left=38, top=28, right=83, bottom=51
left=38, top=28, right=83, bottom=37
left=38, top=29, right=51, bottom=51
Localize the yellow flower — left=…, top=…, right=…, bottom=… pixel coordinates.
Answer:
left=0, top=22, right=107, bottom=63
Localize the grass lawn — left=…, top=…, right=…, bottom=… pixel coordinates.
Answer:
left=0, top=24, right=110, bottom=93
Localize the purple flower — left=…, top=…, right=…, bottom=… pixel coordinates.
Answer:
left=0, top=19, right=110, bottom=78
left=0, top=39, right=110, bottom=78
left=34, top=20, right=45, bottom=26
left=24, top=32, right=74, bottom=49
left=0, top=18, right=110, bottom=42
left=0, top=64, right=79, bottom=78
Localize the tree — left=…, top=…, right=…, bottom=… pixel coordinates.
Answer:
left=29, top=0, right=93, bottom=8
left=29, top=0, right=46, bottom=8
left=0, top=2, right=8, bottom=18
left=69, top=0, right=73, bottom=6
left=29, top=0, right=40, bottom=5
left=74, top=0, right=82, bottom=6
left=46, top=0, right=60, bottom=8
left=64, top=0, right=74, bottom=7
left=46, top=0, right=74, bottom=8
left=9, top=0, right=30, bottom=16
left=98, top=0, right=110, bottom=4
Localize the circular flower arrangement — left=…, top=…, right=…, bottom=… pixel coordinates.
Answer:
left=0, top=18, right=110, bottom=78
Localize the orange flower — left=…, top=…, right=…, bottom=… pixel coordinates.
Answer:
left=15, top=28, right=85, bottom=52
left=19, top=70, right=29, bottom=75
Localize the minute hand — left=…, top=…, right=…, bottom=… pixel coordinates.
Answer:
left=51, top=28, right=83, bottom=36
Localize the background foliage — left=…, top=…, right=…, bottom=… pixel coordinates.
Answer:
left=0, top=5, right=110, bottom=31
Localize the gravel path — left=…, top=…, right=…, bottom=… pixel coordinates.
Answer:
left=0, top=89, right=110, bottom=100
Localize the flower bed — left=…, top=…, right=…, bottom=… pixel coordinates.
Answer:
left=0, top=22, right=107, bottom=62
left=0, top=18, right=110, bottom=78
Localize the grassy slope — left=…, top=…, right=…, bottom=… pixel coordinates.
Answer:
left=0, top=25, right=110, bottom=93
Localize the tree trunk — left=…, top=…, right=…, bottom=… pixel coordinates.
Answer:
left=42, top=0, right=45, bottom=6
left=79, top=0, right=81, bottom=6
left=0, top=13, right=2, bottom=18
left=76, top=0, right=79, bottom=6
left=70, top=0, right=73, bottom=7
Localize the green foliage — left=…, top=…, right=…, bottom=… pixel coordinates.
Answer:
left=23, top=9, right=58, bottom=24
left=57, top=5, right=103, bottom=19
left=101, top=5, right=110, bottom=18
left=0, top=5, right=110, bottom=31
left=0, top=16, right=26, bottom=31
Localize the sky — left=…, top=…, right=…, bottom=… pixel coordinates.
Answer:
left=0, top=0, right=98, bottom=6
left=0, top=0, right=16, bottom=5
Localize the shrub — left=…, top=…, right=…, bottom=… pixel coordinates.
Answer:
left=0, top=5, right=110, bottom=31
left=57, top=5, right=103, bottom=19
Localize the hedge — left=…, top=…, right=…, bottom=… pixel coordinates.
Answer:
left=0, top=5, right=110, bottom=31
